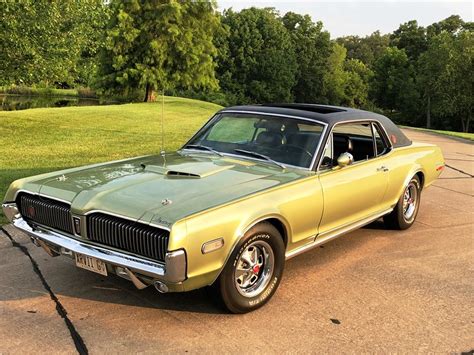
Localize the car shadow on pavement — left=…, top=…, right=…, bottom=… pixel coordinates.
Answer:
left=1, top=219, right=392, bottom=315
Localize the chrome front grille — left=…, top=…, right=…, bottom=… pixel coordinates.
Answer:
left=17, top=193, right=73, bottom=234
left=87, top=213, right=169, bottom=262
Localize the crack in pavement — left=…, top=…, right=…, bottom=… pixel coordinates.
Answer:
left=439, top=177, right=472, bottom=180
left=445, top=164, right=474, bottom=178
left=1, top=227, right=88, bottom=355
left=432, top=184, right=474, bottom=197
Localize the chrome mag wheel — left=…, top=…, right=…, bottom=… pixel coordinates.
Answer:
left=234, top=240, right=275, bottom=298
left=403, top=181, right=418, bottom=221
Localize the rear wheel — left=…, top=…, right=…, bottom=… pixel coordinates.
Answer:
left=216, top=222, right=285, bottom=313
left=384, top=175, right=421, bottom=230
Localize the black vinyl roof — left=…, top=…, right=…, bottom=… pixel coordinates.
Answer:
left=220, top=103, right=412, bottom=148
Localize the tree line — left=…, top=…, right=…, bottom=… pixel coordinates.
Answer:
left=1, top=1, right=472, bottom=132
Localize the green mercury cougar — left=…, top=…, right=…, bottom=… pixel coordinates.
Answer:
left=2, top=104, right=444, bottom=313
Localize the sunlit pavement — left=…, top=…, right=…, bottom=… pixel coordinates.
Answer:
left=1, top=129, right=473, bottom=353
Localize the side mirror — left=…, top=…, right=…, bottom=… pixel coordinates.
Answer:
left=337, top=152, right=354, bottom=168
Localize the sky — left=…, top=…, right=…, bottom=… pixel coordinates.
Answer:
left=217, top=0, right=473, bottom=38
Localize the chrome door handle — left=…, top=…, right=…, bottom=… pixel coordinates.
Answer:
left=377, top=166, right=389, bottom=172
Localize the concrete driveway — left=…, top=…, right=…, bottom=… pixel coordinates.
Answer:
left=1, top=129, right=473, bottom=353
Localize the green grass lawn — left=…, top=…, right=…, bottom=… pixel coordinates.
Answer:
left=401, top=126, right=474, bottom=142
left=0, top=96, right=222, bottom=223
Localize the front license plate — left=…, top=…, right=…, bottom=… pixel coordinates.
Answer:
left=75, top=253, right=108, bottom=276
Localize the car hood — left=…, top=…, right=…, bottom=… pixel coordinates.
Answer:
left=16, top=152, right=310, bottom=226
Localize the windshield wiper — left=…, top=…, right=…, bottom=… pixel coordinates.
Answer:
left=183, top=144, right=223, bottom=156
left=234, top=149, right=286, bottom=169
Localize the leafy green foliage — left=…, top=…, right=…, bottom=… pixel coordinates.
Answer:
left=427, top=15, right=470, bottom=38
left=390, top=20, right=427, bottom=60
left=282, top=12, right=331, bottom=103
left=322, top=43, right=347, bottom=105
left=216, top=7, right=297, bottom=104
left=0, top=0, right=108, bottom=87
left=418, top=30, right=473, bottom=131
left=97, top=0, right=219, bottom=101
left=371, top=47, right=419, bottom=113
left=344, top=59, right=373, bottom=107
left=337, top=31, right=389, bottom=67
left=0, top=4, right=471, bottom=132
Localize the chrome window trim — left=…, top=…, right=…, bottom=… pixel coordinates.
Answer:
left=183, top=110, right=329, bottom=171
left=371, top=122, right=392, bottom=157
left=219, top=110, right=328, bottom=126
left=316, top=119, right=393, bottom=172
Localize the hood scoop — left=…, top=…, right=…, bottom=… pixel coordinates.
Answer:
left=166, top=170, right=200, bottom=179
left=143, top=163, right=235, bottom=179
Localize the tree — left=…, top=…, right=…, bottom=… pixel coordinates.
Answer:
left=322, top=43, right=348, bottom=105
left=321, top=43, right=372, bottom=108
left=344, top=59, right=373, bottom=107
left=390, top=20, right=427, bottom=60
left=281, top=12, right=331, bottom=103
left=337, top=31, right=389, bottom=67
left=370, top=47, right=419, bottom=113
left=0, top=0, right=107, bottom=87
left=427, top=15, right=468, bottom=38
left=418, top=31, right=473, bottom=132
left=98, top=0, right=220, bottom=101
left=216, top=7, right=297, bottom=103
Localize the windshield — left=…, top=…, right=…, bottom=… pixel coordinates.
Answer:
left=184, top=113, right=325, bottom=168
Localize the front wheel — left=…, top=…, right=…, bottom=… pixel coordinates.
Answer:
left=217, top=222, right=285, bottom=313
left=384, top=175, right=421, bottom=230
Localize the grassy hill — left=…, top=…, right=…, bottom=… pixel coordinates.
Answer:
left=0, top=96, right=222, bottom=223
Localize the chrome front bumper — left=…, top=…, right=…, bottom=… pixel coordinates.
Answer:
left=2, top=203, right=186, bottom=288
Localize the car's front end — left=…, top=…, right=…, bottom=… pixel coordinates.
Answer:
left=2, top=149, right=310, bottom=294
left=3, top=193, right=187, bottom=293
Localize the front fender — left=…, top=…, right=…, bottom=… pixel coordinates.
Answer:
left=180, top=204, right=290, bottom=291
left=177, top=174, right=321, bottom=292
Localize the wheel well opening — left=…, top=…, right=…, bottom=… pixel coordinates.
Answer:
left=416, top=171, right=425, bottom=189
left=266, top=218, right=288, bottom=247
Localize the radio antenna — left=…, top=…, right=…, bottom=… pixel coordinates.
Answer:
left=160, top=89, right=166, bottom=167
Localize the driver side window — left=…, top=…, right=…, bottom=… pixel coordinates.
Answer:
left=320, top=121, right=390, bottom=170
left=333, top=122, right=374, bottom=163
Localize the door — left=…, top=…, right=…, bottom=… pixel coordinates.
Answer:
left=317, top=121, right=390, bottom=236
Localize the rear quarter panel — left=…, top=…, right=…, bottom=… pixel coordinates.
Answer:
left=383, top=142, right=444, bottom=208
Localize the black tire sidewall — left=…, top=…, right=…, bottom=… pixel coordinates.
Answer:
left=219, top=223, right=285, bottom=313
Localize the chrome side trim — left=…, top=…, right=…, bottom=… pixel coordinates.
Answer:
left=11, top=217, right=186, bottom=283
left=285, top=208, right=393, bottom=260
